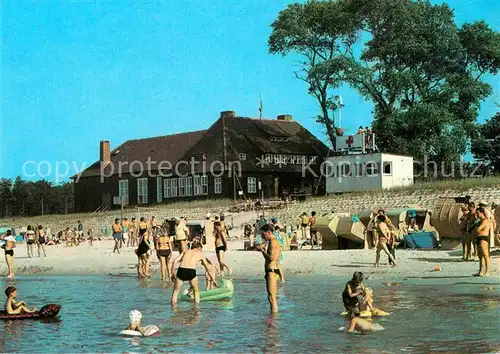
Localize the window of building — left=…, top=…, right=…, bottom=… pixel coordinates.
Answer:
left=383, top=161, right=392, bottom=175
left=156, top=177, right=163, bottom=203
left=194, top=176, right=201, bottom=195
left=201, top=175, right=208, bottom=195
left=186, top=177, right=193, bottom=196
left=214, top=177, right=222, bottom=194
left=171, top=178, right=178, bottom=197
left=137, top=178, right=148, bottom=204
left=366, top=162, right=378, bottom=176
left=239, top=153, right=247, bottom=161
left=118, top=180, right=129, bottom=205
left=164, top=179, right=171, bottom=198
left=178, top=177, right=186, bottom=196
left=247, top=177, right=257, bottom=193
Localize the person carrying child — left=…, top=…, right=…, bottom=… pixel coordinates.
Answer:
left=4, top=286, right=37, bottom=314
left=342, top=272, right=376, bottom=333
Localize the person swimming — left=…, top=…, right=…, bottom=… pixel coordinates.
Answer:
left=125, top=310, right=146, bottom=336
left=4, top=286, right=37, bottom=315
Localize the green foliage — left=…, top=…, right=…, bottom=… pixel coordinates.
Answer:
left=0, top=177, right=74, bottom=217
left=471, top=112, right=500, bottom=172
left=269, top=0, right=500, bottom=163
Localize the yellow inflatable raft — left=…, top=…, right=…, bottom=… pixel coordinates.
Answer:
left=341, top=308, right=390, bottom=317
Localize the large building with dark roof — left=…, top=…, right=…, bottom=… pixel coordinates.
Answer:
left=73, top=111, right=330, bottom=212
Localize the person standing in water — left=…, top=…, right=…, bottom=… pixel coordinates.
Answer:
left=3, top=230, right=16, bottom=278
left=136, top=217, right=151, bottom=278
left=374, top=215, right=397, bottom=267
left=213, top=221, right=232, bottom=275
left=256, top=224, right=281, bottom=313
left=170, top=241, right=212, bottom=305
left=474, top=207, right=491, bottom=277
left=112, top=218, right=122, bottom=254
left=37, top=225, right=47, bottom=257
left=155, top=226, right=174, bottom=281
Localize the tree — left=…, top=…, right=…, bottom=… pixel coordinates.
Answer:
left=269, top=0, right=500, bottom=163
left=268, top=0, right=362, bottom=147
left=471, top=112, right=500, bottom=172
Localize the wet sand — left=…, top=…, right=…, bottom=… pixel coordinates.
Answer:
left=1, top=239, right=499, bottom=279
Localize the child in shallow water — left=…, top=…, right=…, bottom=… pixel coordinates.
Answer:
left=4, top=286, right=37, bottom=314
left=125, top=310, right=146, bottom=335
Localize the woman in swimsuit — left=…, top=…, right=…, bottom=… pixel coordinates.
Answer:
left=374, top=215, right=397, bottom=267
left=3, top=230, right=16, bottom=278
left=136, top=217, right=151, bottom=278
left=474, top=207, right=491, bottom=277
left=155, top=227, right=174, bottom=281
left=213, top=222, right=231, bottom=275
left=37, top=225, right=47, bottom=258
left=25, top=225, right=35, bottom=258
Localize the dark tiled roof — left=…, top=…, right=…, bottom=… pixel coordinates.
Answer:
left=76, top=130, right=206, bottom=178
left=176, top=116, right=330, bottom=174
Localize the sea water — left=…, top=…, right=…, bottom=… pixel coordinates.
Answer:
left=0, top=274, right=499, bottom=353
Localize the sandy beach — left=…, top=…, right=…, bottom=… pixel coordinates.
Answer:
left=2, top=239, right=499, bottom=279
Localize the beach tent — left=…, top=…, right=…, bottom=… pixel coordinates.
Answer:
left=431, top=197, right=466, bottom=249
left=315, top=213, right=365, bottom=250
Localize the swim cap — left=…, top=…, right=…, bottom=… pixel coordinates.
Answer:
left=129, top=310, right=142, bottom=323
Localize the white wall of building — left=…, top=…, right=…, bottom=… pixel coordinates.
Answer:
left=325, top=153, right=413, bottom=194
left=380, top=154, right=414, bottom=189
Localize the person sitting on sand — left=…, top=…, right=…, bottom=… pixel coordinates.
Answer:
left=170, top=241, right=213, bottom=304
left=4, top=286, right=37, bottom=314
left=125, top=310, right=146, bottom=336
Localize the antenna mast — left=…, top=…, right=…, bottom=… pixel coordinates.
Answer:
left=259, top=93, right=263, bottom=119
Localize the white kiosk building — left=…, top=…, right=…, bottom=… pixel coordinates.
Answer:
left=326, top=133, right=414, bottom=194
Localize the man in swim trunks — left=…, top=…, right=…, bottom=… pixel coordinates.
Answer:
left=112, top=218, right=122, bottom=254
left=170, top=241, right=212, bottom=305
left=256, top=224, right=281, bottom=313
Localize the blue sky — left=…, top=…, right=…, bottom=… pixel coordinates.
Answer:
left=1, top=0, right=499, bottom=182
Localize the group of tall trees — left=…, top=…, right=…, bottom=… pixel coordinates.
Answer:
left=0, top=177, right=74, bottom=218
left=269, top=0, right=500, bottom=171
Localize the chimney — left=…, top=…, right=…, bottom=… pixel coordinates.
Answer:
left=277, top=114, right=292, bottom=121
left=99, top=140, right=111, bottom=164
left=220, top=111, right=236, bottom=118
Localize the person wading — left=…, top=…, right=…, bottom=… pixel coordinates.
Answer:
left=256, top=224, right=281, bottom=313
left=213, top=221, right=231, bottom=275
